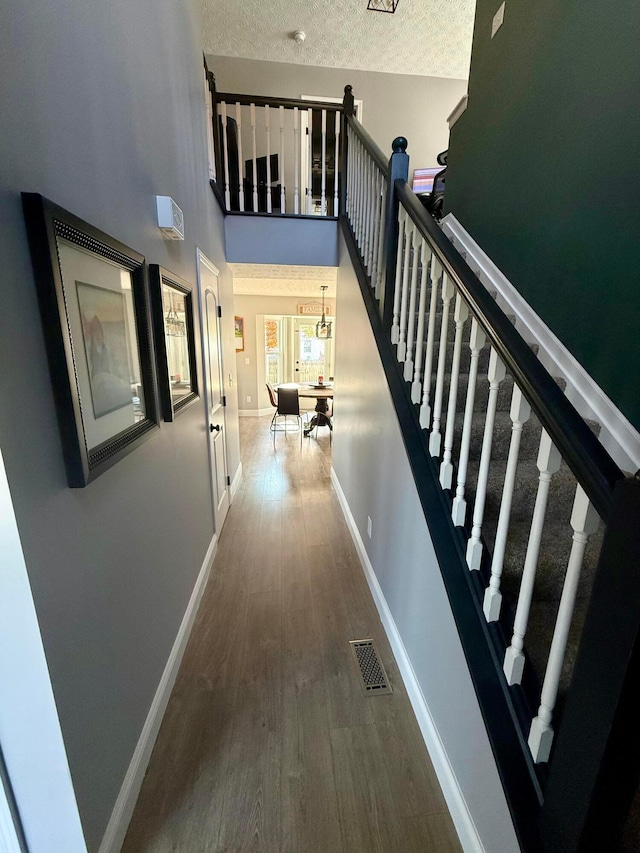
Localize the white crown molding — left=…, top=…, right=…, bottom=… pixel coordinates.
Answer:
left=441, top=213, right=640, bottom=472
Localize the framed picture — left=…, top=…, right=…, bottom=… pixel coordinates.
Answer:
left=21, top=193, right=159, bottom=487
left=149, top=266, right=199, bottom=421
left=234, top=316, right=244, bottom=352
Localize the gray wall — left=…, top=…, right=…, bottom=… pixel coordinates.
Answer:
left=226, top=216, right=338, bottom=265
left=207, top=55, right=467, bottom=173
left=0, top=0, right=239, bottom=848
left=332, top=232, right=519, bottom=852
left=445, top=0, right=640, bottom=429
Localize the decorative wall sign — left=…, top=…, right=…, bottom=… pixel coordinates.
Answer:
left=234, top=316, right=244, bottom=351
left=149, top=266, right=199, bottom=421
left=298, top=301, right=333, bottom=316
left=21, top=193, right=159, bottom=487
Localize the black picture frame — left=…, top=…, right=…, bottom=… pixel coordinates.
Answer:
left=21, top=193, right=159, bottom=487
left=149, top=266, right=199, bottom=421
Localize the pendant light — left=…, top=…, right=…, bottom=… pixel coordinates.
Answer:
left=315, top=285, right=332, bottom=339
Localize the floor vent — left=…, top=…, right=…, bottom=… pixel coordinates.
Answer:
left=349, top=639, right=392, bottom=695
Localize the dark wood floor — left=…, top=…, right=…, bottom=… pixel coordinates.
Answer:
left=122, top=417, right=461, bottom=852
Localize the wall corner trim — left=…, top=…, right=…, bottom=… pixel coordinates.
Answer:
left=98, top=532, right=218, bottom=853
left=441, top=213, right=640, bottom=473
left=447, top=94, right=468, bottom=129
left=330, top=467, right=486, bottom=853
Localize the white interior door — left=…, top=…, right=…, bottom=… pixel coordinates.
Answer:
left=197, top=251, right=229, bottom=533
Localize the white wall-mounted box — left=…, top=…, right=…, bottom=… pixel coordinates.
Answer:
left=155, top=195, right=184, bottom=240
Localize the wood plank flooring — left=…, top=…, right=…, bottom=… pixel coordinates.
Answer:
left=122, top=417, right=461, bottom=852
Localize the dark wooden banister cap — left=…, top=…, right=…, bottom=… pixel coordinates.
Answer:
left=392, top=136, right=408, bottom=153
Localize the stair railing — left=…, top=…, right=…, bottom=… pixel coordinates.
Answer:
left=341, top=86, right=640, bottom=852
left=207, top=71, right=343, bottom=217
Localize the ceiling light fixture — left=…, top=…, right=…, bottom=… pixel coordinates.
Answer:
left=315, top=286, right=333, bottom=339
left=367, top=0, right=399, bottom=12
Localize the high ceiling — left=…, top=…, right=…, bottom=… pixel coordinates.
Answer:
left=202, top=0, right=475, bottom=81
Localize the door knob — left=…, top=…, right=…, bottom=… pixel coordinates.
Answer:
left=209, top=423, right=221, bottom=432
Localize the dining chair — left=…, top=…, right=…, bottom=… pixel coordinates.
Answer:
left=267, top=384, right=303, bottom=444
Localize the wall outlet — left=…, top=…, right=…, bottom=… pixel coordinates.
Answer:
left=367, top=516, right=372, bottom=539
left=246, top=396, right=251, bottom=403
left=491, top=1, right=505, bottom=37
left=244, top=357, right=250, bottom=365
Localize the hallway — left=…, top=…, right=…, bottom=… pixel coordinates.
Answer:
left=123, top=417, right=461, bottom=852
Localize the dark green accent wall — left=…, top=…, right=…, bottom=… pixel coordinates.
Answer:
left=445, top=0, right=640, bottom=430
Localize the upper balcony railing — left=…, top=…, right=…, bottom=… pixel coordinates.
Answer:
left=206, top=70, right=344, bottom=218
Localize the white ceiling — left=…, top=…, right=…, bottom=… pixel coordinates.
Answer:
left=230, top=263, right=338, bottom=297
left=202, top=0, right=474, bottom=81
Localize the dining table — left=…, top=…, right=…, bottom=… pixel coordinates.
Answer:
left=276, top=382, right=334, bottom=436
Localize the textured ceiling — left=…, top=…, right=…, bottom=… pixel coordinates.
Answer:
left=202, top=0, right=474, bottom=80
left=230, top=263, right=338, bottom=296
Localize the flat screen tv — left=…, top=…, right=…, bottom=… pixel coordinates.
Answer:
left=412, top=167, right=441, bottom=195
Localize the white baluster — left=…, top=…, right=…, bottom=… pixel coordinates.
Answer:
left=452, top=319, right=487, bottom=525
left=503, top=430, right=562, bottom=684
left=483, top=385, right=531, bottom=620
left=404, top=232, right=423, bottom=381
left=364, top=156, right=374, bottom=272
left=352, top=137, right=361, bottom=239
left=390, top=207, right=406, bottom=345
left=411, top=246, right=430, bottom=403
left=419, top=258, right=441, bottom=427
left=294, top=107, right=300, bottom=214
left=356, top=139, right=365, bottom=248
left=250, top=103, right=258, bottom=212
left=279, top=105, right=285, bottom=213
left=320, top=109, right=327, bottom=216
left=369, top=169, right=381, bottom=289
left=265, top=104, right=272, bottom=213
left=307, top=108, right=313, bottom=214
left=220, top=101, right=231, bottom=209
left=347, top=126, right=354, bottom=223
left=235, top=102, right=245, bottom=212
left=428, top=273, right=455, bottom=456
left=397, top=221, right=414, bottom=362
left=333, top=111, right=340, bottom=216
left=440, top=293, right=470, bottom=489
left=465, top=349, right=507, bottom=568
left=528, top=485, right=599, bottom=763
left=374, top=173, right=386, bottom=297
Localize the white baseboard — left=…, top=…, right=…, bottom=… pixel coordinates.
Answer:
left=330, top=468, right=485, bottom=853
left=98, top=532, right=218, bottom=853
left=441, top=213, right=640, bottom=473
left=230, top=462, right=243, bottom=500
left=238, top=407, right=273, bottom=418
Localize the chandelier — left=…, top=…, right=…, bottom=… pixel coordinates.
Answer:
left=165, top=292, right=185, bottom=337
left=315, top=286, right=333, bottom=339
left=367, top=0, right=399, bottom=12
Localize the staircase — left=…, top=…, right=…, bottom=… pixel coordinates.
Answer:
left=339, top=89, right=640, bottom=853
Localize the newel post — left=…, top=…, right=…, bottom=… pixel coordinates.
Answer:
left=381, top=137, right=409, bottom=332
left=539, top=471, right=640, bottom=852
left=207, top=66, right=223, bottom=191
left=340, top=85, right=354, bottom=215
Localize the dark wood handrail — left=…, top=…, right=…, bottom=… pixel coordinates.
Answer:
left=215, top=92, right=344, bottom=112
left=345, top=114, right=389, bottom=176
left=394, top=180, right=623, bottom=521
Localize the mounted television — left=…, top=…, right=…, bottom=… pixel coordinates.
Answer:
left=245, top=154, right=279, bottom=187
left=412, top=167, right=441, bottom=195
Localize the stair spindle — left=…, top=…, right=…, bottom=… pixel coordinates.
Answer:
left=428, top=273, right=455, bottom=456
left=220, top=101, right=231, bottom=209
left=483, top=385, right=531, bottom=620
left=265, top=105, right=272, bottom=214
left=375, top=175, right=387, bottom=297
left=363, top=154, right=373, bottom=273
left=440, top=292, right=470, bottom=489
left=419, top=258, right=441, bottom=427
left=390, top=207, right=406, bottom=345
left=294, top=107, right=300, bottom=214
left=528, top=486, right=600, bottom=762
left=250, top=103, right=258, bottom=212
left=333, top=111, right=340, bottom=216
left=503, top=430, right=562, bottom=685
left=235, top=102, right=245, bottom=212
left=451, top=319, right=486, bottom=525
left=307, top=108, right=313, bottom=214
left=367, top=157, right=376, bottom=273
left=465, top=348, right=507, bottom=567
left=403, top=232, right=423, bottom=381
left=411, top=246, right=430, bottom=404
left=279, top=106, right=286, bottom=213
left=369, top=170, right=381, bottom=292
left=320, top=108, right=327, bottom=216
left=397, top=221, right=414, bottom=363
left=353, top=136, right=362, bottom=244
